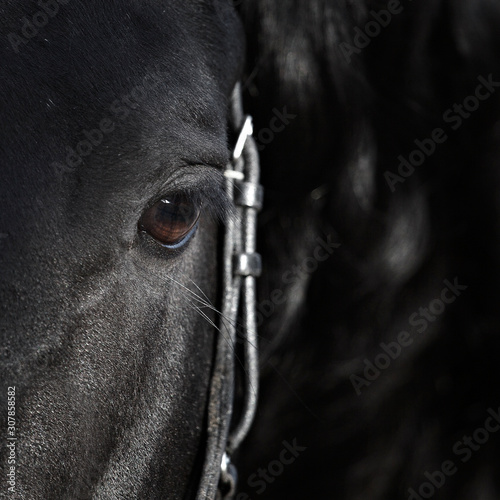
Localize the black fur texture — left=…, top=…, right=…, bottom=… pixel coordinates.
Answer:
left=1, top=1, right=243, bottom=498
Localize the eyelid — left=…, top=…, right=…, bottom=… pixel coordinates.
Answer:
left=150, top=166, right=231, bottom=224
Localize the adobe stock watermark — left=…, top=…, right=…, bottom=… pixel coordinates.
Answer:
left=51, top=70, right=163, bottom=180
left=8, top=0, right=71, bottom=54
left=6, top=386, right=17, bottom=495
left=350, top=277, right=468, bottom=396
left=235, top=439, right=307, bottom=499
left=408, top=406, right=500, bottom=499
left=254, top=107, right=297, bottom=152
left=340, top=0, right=410, bottom=63
left=385, top=74, right=500, bottom=192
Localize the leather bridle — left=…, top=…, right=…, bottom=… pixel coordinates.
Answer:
left=195, top=83, right=263, bottom=500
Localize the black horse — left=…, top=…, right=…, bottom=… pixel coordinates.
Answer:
left=3, top=0, right=500, bottom=499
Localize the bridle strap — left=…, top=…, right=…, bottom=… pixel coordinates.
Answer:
left=195, top=83, right=262, bottom=500
left=226, top=86, right=261, bottom=456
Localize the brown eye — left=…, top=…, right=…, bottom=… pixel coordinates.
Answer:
left=139, top=194, right=201, bottom=248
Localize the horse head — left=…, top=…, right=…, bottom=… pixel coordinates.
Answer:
left=0, top=1, right=248, bottom=498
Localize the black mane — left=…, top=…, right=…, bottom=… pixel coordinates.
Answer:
left=237, top=0, right=500, bottom=498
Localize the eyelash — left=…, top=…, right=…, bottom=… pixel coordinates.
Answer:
left=154, top=167, right=232, bottom=221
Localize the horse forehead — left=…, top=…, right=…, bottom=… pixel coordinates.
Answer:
left=1, top=0, right=242, bottom=131
left=0, top=0, right=242, bottom=233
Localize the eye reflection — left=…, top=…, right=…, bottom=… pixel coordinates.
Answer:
left=139, top=194, right=201, bottom=248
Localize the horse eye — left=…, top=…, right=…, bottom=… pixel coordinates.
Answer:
left=139, top=194, right=201, bottom=248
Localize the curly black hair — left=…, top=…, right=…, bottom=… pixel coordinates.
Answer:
left=237, top=1, right=500, bottom=498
